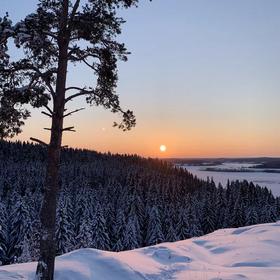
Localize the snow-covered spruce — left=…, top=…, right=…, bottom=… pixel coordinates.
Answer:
left=0, top=140, right=279, bottom=265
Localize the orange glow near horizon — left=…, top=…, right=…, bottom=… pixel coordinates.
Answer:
left=14, top=109, right=280, bottom=159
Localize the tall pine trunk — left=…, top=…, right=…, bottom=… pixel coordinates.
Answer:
left=36, top=1, right=69, bottom=279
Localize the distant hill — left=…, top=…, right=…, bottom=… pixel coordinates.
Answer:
left=166, top=157, right=280, bottom=168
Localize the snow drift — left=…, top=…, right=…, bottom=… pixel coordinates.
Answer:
left=1, top=221, right=280, bottom=280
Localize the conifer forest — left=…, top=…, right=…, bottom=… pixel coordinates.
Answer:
left=0, top=141, right=279, bottom=265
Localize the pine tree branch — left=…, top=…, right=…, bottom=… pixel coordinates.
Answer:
left=65, top=86, right=84, bottom=91
left=41, top=111, right=53, bottom=118
left=81, top=58, right=98, bottom=71
left=65, top=87, right=93, bottom=103
left=43, top=105, right=53, bottom=115
left=63, top=107, right=85, bottom=118
left=62, top=126, right=76, bottom=132
left=68, top=0, right=80, bottom=29
left=7, top=64, right=57, bottom=98
left=44, top=31, right=59, bottom=40
left=68, top=48, right=99, bottom=60
left=44, top=82, right=55, bottom=98
left=30, top=137, right=48, bottom=147
left=65, top=92, right=89, bottom=103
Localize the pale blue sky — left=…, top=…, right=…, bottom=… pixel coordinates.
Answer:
left=2, top=0, right=280, bottom=157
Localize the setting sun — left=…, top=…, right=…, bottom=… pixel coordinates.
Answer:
left=160, top=145, right=167, bottom=152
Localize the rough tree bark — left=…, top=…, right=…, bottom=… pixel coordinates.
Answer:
left=35, top=1, right=70, bottom=279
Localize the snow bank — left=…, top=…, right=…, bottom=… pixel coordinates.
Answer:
left=1, top=221, right=280, bottom=280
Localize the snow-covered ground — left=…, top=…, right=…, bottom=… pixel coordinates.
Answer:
left=1, top=221, right=280, bottom=280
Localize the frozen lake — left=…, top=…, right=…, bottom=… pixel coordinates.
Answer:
left=181, top=163, right=280, bottom=197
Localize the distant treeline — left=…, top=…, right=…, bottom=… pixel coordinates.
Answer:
left=168, top=157, right=280, bottom=169
left=0, top=141, right=279, bottom=265
left=203, top=167, right=280, bottom=173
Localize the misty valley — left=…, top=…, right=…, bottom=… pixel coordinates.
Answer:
left=178, top=161, right=280, bottom=196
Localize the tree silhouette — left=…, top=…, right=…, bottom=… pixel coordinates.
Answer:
left=0, top=0, right=146, bottom=278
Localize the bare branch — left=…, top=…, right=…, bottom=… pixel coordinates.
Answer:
left=41, top=111, right=53, bottom=118
left=30, top=137, right=48, bottom=147
left=43, top=105, right=53, bottom=115
left=44, top=128, right=51, bottom=131
left=65, top=92, right=88, bottom=103
left=81, top=58, right=97, bottom=71
left=63, top=107, right=85, bottom=118
left=62, top=126, right=76, bottom=132
left=65, top=86, right=83, bottom=91
left=44, top=82, right=55, bottom=97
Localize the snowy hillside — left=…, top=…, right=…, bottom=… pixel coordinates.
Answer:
left=1, top=222, right=280, bottom=280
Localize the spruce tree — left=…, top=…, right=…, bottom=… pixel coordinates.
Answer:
left=176, top=208, right=191, bottom=240
left=112, top=209, right=126, bottom=251
left=17, top=234, right=32, bottom=263
left=186, top=205, right=203, bottom=237
left=55, top=196, right=75, bottom=254
left=76, top=197, right=95, bottom=249
left=10, top=198, right=32, bottom=260
left=122, top=215, right=139, bottom=250
left=0, top=200, right=8, bottom=264
left=92, top=203, right=110, bottom=251
left=245, top=206, right=258, bottom=226
left=201, top=194, right=216, bottom=234
left=145, top=206, right=164, bottom=246
left=230, top=196, right=245, bottom=228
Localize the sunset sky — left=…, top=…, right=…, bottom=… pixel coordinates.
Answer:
left=3, top=0, right=280, bottom=158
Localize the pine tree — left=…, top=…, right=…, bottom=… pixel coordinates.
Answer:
left=0, top=1, right=145, bottom=278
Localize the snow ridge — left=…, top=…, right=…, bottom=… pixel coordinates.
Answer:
left=1, top=221, right=280, bottom=280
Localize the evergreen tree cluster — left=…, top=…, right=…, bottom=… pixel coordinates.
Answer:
left=0, top=140, right=279, bottom=265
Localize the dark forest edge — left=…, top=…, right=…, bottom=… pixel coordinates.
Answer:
left=0, top=140, right=279, bottom=265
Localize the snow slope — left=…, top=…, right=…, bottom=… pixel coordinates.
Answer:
left=1, top=221, right=280, bottom=280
